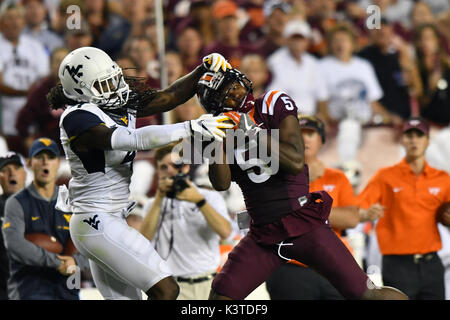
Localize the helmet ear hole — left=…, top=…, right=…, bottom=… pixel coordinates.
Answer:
left=74, top=88, right=83, bottom=95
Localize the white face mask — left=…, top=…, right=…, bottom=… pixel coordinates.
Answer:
left=90, top=69, right=130, bottom=109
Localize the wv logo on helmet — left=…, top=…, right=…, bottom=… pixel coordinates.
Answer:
left=64, top=64, right=83, bottom=83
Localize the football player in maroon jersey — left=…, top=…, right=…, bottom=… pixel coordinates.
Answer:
left=198, top=68, right=408, bottom=300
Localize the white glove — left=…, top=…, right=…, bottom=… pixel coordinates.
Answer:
left=189, top=114, right=234, bottom=142
left=202, top=53, right=231, bottom=72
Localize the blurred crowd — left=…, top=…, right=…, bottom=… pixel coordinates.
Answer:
left=0, top=0, right=449, bottom=299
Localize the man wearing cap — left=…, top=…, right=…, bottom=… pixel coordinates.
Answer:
left=0, top=3, right=50, bottom=154
left=357, top=117, right=450, bottom=299
left=252, top=0, right=292, bottom=58
left=267, top=19, right=329, bottom=119
left=0, top=152, right=27, bottom=300
left=2, top=138, right=88, bottom=300
left=202, top=0, right=255, bottom=69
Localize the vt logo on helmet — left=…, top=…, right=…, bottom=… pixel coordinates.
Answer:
left=197, top=68, right=253, bottom=116
left=58, top=47, right=130, bottom=110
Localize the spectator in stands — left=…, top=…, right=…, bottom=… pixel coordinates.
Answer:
left=124, top=36, right=155, bottom=80
left=140, top=144, right=231, bottom=300
left=266, top=20, right=330, bottom=121
left=252, top=0, right=291, bottom=58
left=185, top=0, right=215, bottom=48
left=15, top=48, right=69, bottom=154
left=357, top=117, right=450, bottom=300
left=116, top=56, right=138, bottom=77
left=306, top=0, right=341, bottom=57
left=139, top=51, right=186, bottom=128
left=239, top=1, right=266, bottom=45
left=414, top=23, right=450, bottom=126
left=411, top=2, right=435, bottom=30
left=170, top=97, right=204, bottom=124
left=23, top=0, right=63, bottom=55
left=359, top=18, right=422, bottom=124
left=0, top=152, right=27, bottom=300
left=176, top=24, right=204, bottom=73
left=84, top=0, right=131, bottom=59
left=64, top=20, right=94, bottom=51
left=116, top=0, right=149, bottom=38
left=203, top=0, right=255, bottom=69
left=240, top=54, right=269, bottom=98
left=407, top=2, right=450, bottom=54
left=165, top=52, right=186, bottom=86
left=0, top=3, right=50, bottom=155
left=2, top=138, right=89, bottom=299
left=319, top=23, right=384, bottom=177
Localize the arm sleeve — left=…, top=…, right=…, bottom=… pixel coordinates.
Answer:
left=110, top=121, right=191, bottom=151
left=2, top=197, right=61, bottom=269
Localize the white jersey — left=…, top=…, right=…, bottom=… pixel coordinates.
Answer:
left=319, top=56, right=383, bottom=123
left=0, top=33, right=49, bottom=135
left=59, top=103, right=136, bottom=214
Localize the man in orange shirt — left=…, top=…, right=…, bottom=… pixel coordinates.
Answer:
left=266, top=115, right=379, bottom=299
left=357, top=117, right=450, bottom=300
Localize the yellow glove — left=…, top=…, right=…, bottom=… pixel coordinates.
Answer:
left=202, top=53, right=232, bottom=72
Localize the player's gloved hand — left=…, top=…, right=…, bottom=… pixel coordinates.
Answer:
left=222, top=111, right=261, bottom=149
left=189, top=114, right=234, bottom=142
left=202, top=53, right=231, bottom=72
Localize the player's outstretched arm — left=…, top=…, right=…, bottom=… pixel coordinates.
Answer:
left=137, top=53, right=231, bottom=117
left=208, top=143, right=231, bottom=191
left=70, top=115, right=233, bottom=152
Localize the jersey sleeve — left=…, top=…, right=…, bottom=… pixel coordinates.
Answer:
left=261, top=90, right=298, bottom=128
left=62, top=109, right=104, bottom=140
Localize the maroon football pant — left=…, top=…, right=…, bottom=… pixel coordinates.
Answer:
left=212, top=225, right=370, bottom=300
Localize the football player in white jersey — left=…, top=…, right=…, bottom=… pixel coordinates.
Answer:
left=48, top=47, right=233, bottom=300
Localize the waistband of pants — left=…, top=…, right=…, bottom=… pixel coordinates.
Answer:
left=175, top=272, right=217, bottom=284
left=384, top=252, right=438, bottom=264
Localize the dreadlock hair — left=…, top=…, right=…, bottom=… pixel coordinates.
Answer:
left=47, top=72, right=158, bottom=111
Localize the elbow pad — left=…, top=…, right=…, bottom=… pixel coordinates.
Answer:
left=110, top=122, right=191, bottom=151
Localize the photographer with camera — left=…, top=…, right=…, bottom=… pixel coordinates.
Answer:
left=140, top=143, right=231, bottom=300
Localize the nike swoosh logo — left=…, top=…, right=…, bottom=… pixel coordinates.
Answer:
left=32, top=216, right=40, bottom=221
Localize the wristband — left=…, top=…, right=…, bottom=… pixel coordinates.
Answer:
left=196, top=198, right=207, bottom=208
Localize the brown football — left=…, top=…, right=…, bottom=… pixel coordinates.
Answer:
left=436, top=203, right=450, bottom=227
left=63, top=238, right=78, bottom=256
left=25, top=233, right=63, bottom=254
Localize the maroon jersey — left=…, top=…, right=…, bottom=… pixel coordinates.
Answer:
left=230, top=90, right=309, bottom=225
